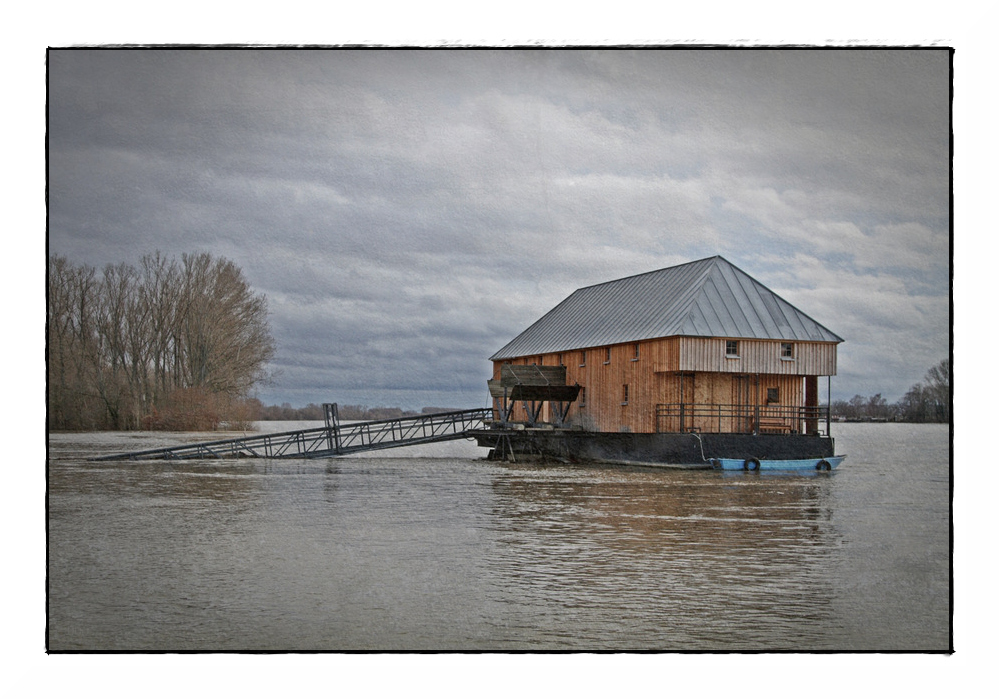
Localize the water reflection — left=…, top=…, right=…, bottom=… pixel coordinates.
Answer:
left=322, top=462, right=341, bottom=503
left=47, top=425, right=949, bottom=651
left=49, top=461, right=264, bottom=503
left=484, top=465, right=842, bottom=649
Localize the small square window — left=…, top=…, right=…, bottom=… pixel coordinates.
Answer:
left=767, top=388, right=779, bottom=404
left=781, top=342, right=794, bottom=359
left=726, top=340, right=739, bottom=356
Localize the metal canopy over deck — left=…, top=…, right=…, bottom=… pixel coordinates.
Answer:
left=488, top=364, right=580, bottom=426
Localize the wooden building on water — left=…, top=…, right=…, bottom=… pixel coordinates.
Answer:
left=477, top=256, right=844, bottom=465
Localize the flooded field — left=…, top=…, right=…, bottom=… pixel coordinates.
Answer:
left=47, top=422, right=950, bottom=651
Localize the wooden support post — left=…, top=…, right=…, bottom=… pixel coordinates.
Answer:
left=805, top=375, right=819, bottom=435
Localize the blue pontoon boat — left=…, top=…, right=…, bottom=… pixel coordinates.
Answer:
left=711, top=455, right=845, bottom=471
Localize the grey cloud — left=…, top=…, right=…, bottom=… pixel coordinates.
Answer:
left=48, top=48, right=951, bottom=408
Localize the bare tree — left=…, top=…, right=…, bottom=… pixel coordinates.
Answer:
left=48, top=252, right=274, bottom=431
left=923, top=359, right=950, bottom=422
left=176, top=253, right=275, bottom=399
left=47, top=256, right=78, bottom=429
left=138, top=252, right=181, bottom=407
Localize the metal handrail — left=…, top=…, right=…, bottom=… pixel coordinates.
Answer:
left=91, top=407, right=494, bottom=461
left=655, top=403, right=830, bottom=436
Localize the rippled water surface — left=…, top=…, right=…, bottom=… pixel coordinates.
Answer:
left=47, top=422, right=950, bottom=651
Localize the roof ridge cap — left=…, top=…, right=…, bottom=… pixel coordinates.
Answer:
left=575, top=255, right=721, bottom=292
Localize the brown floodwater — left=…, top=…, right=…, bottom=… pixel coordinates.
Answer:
left=47, top=422, right=950, bottom=651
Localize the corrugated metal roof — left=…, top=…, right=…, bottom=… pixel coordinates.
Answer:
left=490, top=256, right=843, bottom=360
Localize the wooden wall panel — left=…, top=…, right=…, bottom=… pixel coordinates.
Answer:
left=494, top=341, right=667, bottom=432
left=679, top=338, right=836, bottom=375
left=492, top=336, right=828, bottom=433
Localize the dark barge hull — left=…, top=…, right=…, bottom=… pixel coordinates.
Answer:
left=469, top=427, right=835, bottom=468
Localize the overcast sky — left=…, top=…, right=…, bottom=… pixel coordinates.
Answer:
left=47, top=48, right=951, bottom=409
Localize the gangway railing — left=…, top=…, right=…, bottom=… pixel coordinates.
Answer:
left=91, top=405, right=494, bottom=461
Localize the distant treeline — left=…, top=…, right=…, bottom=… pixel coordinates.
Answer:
left=253, top=401, right=460, bottom=422
left=48, top=253, right=274, bottom=431
left=831, top=359, right=950, bottom=423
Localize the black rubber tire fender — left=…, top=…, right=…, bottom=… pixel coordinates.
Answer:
left=816, top=459, right=831, bottom=471
left=744, top=457, right=761, bottom=471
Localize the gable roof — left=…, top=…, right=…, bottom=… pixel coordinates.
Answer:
left=491, top=256, right=843, bottom=360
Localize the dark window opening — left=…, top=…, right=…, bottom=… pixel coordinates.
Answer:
left=726, top=340, right=739, bottom=356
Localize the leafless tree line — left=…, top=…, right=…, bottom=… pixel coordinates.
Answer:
left=831, top=359, right=950, bottom=423
left=48, top=252, right=275, bottom=430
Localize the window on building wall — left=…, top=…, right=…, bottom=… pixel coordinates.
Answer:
left=604, top=347, right=611, bottom=364
left=632, top=343, right=640, bottom=361
left=726, top=340, right=739, bottom=357
left=580, top=350, right=587, bottom=367
left=622, top=384, right=629, bottom=405
left=767, top=388, right=779, bottom=404
left=781, top=342, right=794, bottom=359
left=557, top=354, right=563, bottom=366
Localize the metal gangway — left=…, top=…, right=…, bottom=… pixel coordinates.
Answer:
left=92, top=404, right=494, bottom=461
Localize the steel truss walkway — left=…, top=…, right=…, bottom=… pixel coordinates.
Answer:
left=92, top=404, right=494, bottom=461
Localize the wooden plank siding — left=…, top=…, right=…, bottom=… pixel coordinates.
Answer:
left=492, top=337, right=835, bottom=433
left=678, top=337, right=837, bottom=375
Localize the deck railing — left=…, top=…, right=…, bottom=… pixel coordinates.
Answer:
left=655, top=403, right=830, bottom=436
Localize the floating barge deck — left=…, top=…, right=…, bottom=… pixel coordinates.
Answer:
left=469, top=424, right=836, bottom=468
